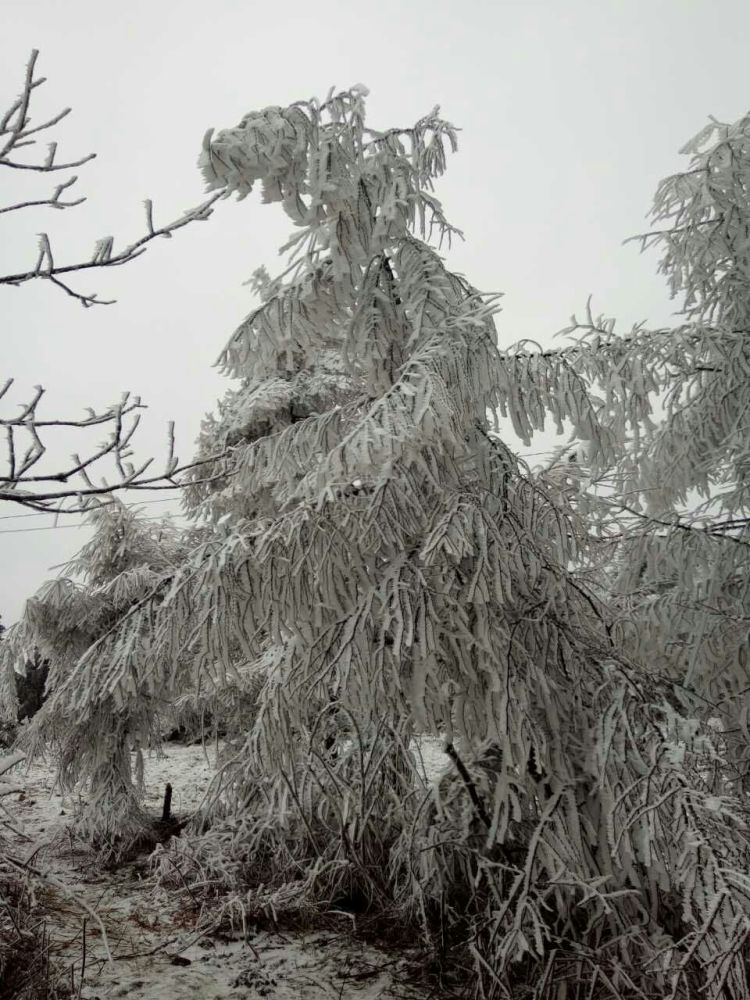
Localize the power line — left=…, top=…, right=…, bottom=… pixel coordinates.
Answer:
left=0, top=523, right=97, bottom=535
left=0, top=510, right=187, bottom=536
left=0, top=496, right=184, bottom=522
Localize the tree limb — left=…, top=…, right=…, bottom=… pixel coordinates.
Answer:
left=0, top=50, right=225, bottom=307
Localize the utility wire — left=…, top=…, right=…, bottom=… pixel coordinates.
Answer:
left=1, top=523, right=101, bottom=535
left=0, top=510, right=187, bottom=535
left=0, top=496, right=183, bottom=521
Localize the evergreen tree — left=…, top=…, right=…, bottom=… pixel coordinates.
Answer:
left=1, top=501, right=196, bottom=843
left=496, top=106, right=750, bottom=996
left=23, top=89, right=750, bottom=997
left=568, top=104, right=750, bottom=986
left=551, top=112, right=750, bottom=795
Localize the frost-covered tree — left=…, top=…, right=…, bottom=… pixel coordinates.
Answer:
left=26, top=88, right=750, bottom=998
left=543, top=111, right=750, bottom=800
left=479, top=106, right=750, bottom=995
left=0, top=501, right=197, bottom=843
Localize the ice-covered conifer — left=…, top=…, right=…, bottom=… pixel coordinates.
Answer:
left=29, top=89, right=750, bottom=998
left=1, top=501, right=193, bottom=844
left=531, top=110, right=750, bottom=792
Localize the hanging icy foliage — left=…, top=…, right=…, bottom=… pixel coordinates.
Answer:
left=24, top=90, right=750, bottom=998
left=539, top=111, right=750, bottom=781
left=0, top=502, right=202, bottom=846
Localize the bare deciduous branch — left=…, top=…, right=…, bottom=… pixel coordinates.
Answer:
left=0, top=51, right=232, bottom=510
left=0, top=49, right=226, bottom=307
left=0, top=380, right=232, bottom=513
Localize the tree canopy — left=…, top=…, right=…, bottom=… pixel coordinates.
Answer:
left=5, top=85, right=750, bottom=1000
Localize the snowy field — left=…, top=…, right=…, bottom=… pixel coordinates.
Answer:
left=3, top=743, right=449, bottom=999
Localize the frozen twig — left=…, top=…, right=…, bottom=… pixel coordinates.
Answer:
left=0, top=381, right=232, bottom=512
left=0, top=50, right=225, bottom=307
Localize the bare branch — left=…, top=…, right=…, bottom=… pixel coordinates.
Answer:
left=45, top=274, right=116, bottom=307
left=0, top=173, right=85, bottom=215
left=1, top=191, right=222, bottom=305
left=0, top=382, right=233, bottom=512
left=0, top=49, right=40, bottom=160
left=1, top=149, right=96, bottom=172
left=0, top=50, right=225, bottom=306
left=0, top=50, right=232, bottom=510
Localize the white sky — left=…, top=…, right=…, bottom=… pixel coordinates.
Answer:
left=2, top=0, right=749, bottom=625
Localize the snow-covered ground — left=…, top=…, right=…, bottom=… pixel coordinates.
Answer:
left=3, top=743, right=448, bottom=999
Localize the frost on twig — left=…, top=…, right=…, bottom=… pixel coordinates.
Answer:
left=0, top=49, right=224, bottom=307
left=0, top=380, right=230, bottom=512
left=0, top=49, right=231, bottom=510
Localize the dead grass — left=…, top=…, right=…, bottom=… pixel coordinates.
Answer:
left=0, top=868, right=72, bottom=1000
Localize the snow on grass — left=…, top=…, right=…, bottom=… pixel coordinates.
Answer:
left=2, top=742, right=442, bottom=999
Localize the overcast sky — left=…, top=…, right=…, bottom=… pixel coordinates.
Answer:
left=2, top=0, right=749, bottom=625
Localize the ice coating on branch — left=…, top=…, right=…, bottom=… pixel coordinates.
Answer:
left=200, top=103, right=313, bottom=205
left=16, top=86, right=750, bottom=998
